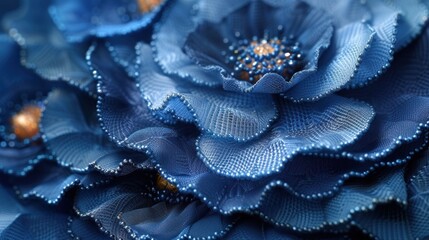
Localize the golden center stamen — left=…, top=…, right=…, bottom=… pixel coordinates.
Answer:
left=137, top=0, right=162, bottom=13
left=156, top=173, right=178, bottom=192
left=227, top=36, right=305, bottom=83
left=11, top=105, right=42, bottom=140
left=253, top=42, right=275, bottom=56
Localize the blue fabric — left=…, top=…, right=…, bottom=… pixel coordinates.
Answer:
left=49, top=0, right=168, bottom=42
left=155, top=0, right=428, bottom=99
left=0, top=1, right=18, bottom=32
left=339, top=27, right=429, bottom=160
left=0, top=185, right=22, bottom=234
left=11, top=161, right=111, bottom=204
left=3, top=0, right=95, bottom=94
left=74, top=172, right=237, bottom=240
left=345, top=1, right=399, bottom=88
left=351, top=148, right=429, bottom=239
left=1, top=0, right=429, bottom=239
left=221, top=216, right=369, bottom=239
left=282, top=22, right=374, bottom=100
left=0, top=35, right=53, bottom=176
left=96, top=4, right=429, bottom=237
left=94, top=48, right=426, bottom=233
left=0, top=183, right=107, bottom=240
left=41, top=88, right=151, bottom=174
left=135, top=43, right=277, bottom=141
left=197, top=95, right=373, bottom=178
left=190, top=0, right=334, bottom=94
left=68, top=217, right=110, bottom=239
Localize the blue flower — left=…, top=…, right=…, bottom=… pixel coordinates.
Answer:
left=155, top=0, right=428, bottom=98
left=1, top=0, right=429, bottom=239
left=94, top=0, right=429, bottom=236
left=49, top=0, right=169, bottom=42
left=0, top=35, right=52, bottom=176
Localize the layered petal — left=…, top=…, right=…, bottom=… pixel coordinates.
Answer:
left=198, top=96, right=373, bottom=178
left=49, top=0, right=168, bottom=42
left=11, top=161, right=110, bottom=204
left=346, top=5, right=399, bottom=87
left=339, top=24, right=429, bottom=160
left=380, top=0, right=428, bottom=49
left=0, top=185, right=22, bottom=235
left=153, top=0, right=223, bottom=87
left=41, top=88, right=150, bottom=174
left=3, top=0, right=95, bottom=93
left=192, top=0, right=334, bottom=94
left=75, top=172, right=237, bottom=240
left=282, top=23, right=374, bottom=101
left=0, top=35, right=52, bottom=175
left=136, top=43, right=277, bottom=141
left=96, top=36, right=428, bottom=229
left=351, top=147, right=429, bottom=239
left=0, top=184, right=106, bottom=239
left=1, top=0, right=428, bottom=238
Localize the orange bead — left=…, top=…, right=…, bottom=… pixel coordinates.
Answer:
left=137, top=0, right=162, bottom=13
left=156, top=173, right=178, bottom=192
left=11, top=105, right=42, bottom=140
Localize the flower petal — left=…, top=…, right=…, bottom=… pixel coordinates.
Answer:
left=104, top=30, right=146, bottom=77
left=75, top=173, right=236, bottom=240
left=103, top=94, right=422, bottom=233
left=0, top=148, right=48, bottom=176
left=136, top=43, right=277, bottom=141
left=346, top=10, right=399, bottom=87
left=91, top=42, right=174, bottom=145
left=303, top=0, right=371, bottom=26
left=407, top=150, right=429, bottom=239
left=0, top=183, right=106, bottom=239
left=340, top=24, right=429, bottom=160
left=259, top=167, right=407, bottom=230
left=3, top=0, right=94, bottom=93
left=1, top=213, right=70, bottom=239
left=49, top=0, right=167, bottom=42
left=214, top=1, right=334, bottom=93
left=185, top=0, right=334, bottom=94
left=380, top=0, right=428, bottom=49
left=222, top=217, right=369, bottom=239
left=0, top=185, right=22, bottom=234
left=154, top=0, right=224, bottom=87
left=198, top=95, right=374, bottom=178
left=68, top=217, right=109, bottom=239
left=283, top=22, right=375, bottom=101
left=12, top=161, right=110, bottom=204
left=41, top=88, right=149, bottom=174
left=351, top=148, right=429, bottom=239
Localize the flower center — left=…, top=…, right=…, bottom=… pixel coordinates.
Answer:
left=11, top=105, right=42, bottom=140
left=137, top=0, right=162, bottom=13
left=227, top=37, right=305, bottom=83
left=253, top=42, right=275, bottom=56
